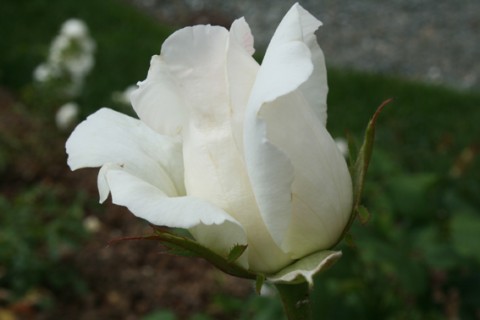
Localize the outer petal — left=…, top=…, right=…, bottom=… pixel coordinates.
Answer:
left=105, top=167, right=249, bottom=268
left=295, top=11, right=328, bottom=125
left=260, top=93, right=352, bottom=258
left=66, top=108, right=185, bottom=197
left=244, top=3, right=317, bottom=250
left=244, top=4, right=352, bottom=255
left=130, top=56, right=187, bottom=136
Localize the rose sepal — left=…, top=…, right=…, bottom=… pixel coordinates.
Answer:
left=116, top=226, right=342, bottom=288
left=116, top=226, right=257, bottom=280
left=341, top=99, right=392, bottom=236
left=150, top=228, right=343, bottom=287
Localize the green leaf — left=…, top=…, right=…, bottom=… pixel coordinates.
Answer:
left=413, top=227, right=457, bottom=270
left=451, top=211, right=480, bottom=262
left=386, top=173, right=437, bottom=219
left=357, top=205, right=370, bottom=225
left=227, top=244, right=248, bottom=263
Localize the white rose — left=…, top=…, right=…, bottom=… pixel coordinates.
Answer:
left=66, top=3, right=352, bottom=282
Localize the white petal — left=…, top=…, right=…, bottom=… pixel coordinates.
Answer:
left=267, top=250, right=342, bottom=286
left=293, top=5, right=328, bottom=125
left=66, top=108, right=185, bottom=198
left=161, top=24, right=230, bottom=119
left=244, top=4, right=352, bottom=255
left=104, top=167, right=249, bottom=268
left=130, top=56, right=186, bottom=136
left=229, top=17, right=255, bottom=55
left=244, top=3, right=319, bottom=249
left=227, top=17, right=260, bottom=155
left=260, top=93, right=352, bottom=258
left=98, top=163, right=111, bottom=203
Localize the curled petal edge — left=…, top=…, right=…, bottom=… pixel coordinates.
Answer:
left=267, top=250, right=342, bottom=287
left=99, top=164, right=250, bottom=268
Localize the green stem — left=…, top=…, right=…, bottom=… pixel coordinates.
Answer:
left=275, top=282, right=312, bottom=320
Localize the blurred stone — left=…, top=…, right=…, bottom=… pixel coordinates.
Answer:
left=124, top=0, right=480, bottom=91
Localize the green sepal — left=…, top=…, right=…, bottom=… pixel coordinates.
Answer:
left=161, top=242, right=199, bottom=257
left=115, top=226, right=256, bottom=280
left=152, top=227, right=255, bottom=279
left=227, top=244, right=248, bottom=263
left=255, top=274, right=266, bottom=294
left=339, top=99, right=392, bottom=240
left=345, top=130, right=358, bottom=167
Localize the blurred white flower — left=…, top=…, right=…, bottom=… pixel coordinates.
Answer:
left=335, top=137, right=349, bottom=158
left=56, top=102, right=79, bottom=130
left=33, top=18, right=95, bottom=97
left=33, top=64, right=51, bottom=82
left=61, top=19, right=89, bottom=38
left=112, top=85, right=138, bottom=105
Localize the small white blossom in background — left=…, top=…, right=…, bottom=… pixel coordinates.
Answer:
left=55, top=102, right=79, bottom=130
left=33, top=18, right=95, bottom=98
left=33, top=64, right=52, bottom=83
left=61, top=19, right=89, bottom=38
left=112, top=85, right=138, bottom=105
left=83, top=215, right=102, bottom=233
left=335, top=137, right=349, bottom=158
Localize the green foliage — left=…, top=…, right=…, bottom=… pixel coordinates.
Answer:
left=0, top=0, right=173, bottom=116
left=0, top=185, right=88, bottom=300
left=142, top=293, right=284, bottom=320
left=210, top=292, right=285, bottom=320
left=311, top=147, right=480, bottom=319
left=141, top=310, right=177, bottom=320
left=316, top=68, right=480, bottom=319
left=327, top=68, right=480, bottom=173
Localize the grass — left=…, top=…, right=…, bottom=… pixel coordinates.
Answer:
left=327, top=68, right=480, bottom=170
left=1, top=0, right=480, bottom=318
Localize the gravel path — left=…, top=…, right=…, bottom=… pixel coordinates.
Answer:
left=127, top=0, right=480, bottom=91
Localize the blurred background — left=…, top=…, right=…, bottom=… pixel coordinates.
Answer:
left=1, top=0, right=479, bottom=319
